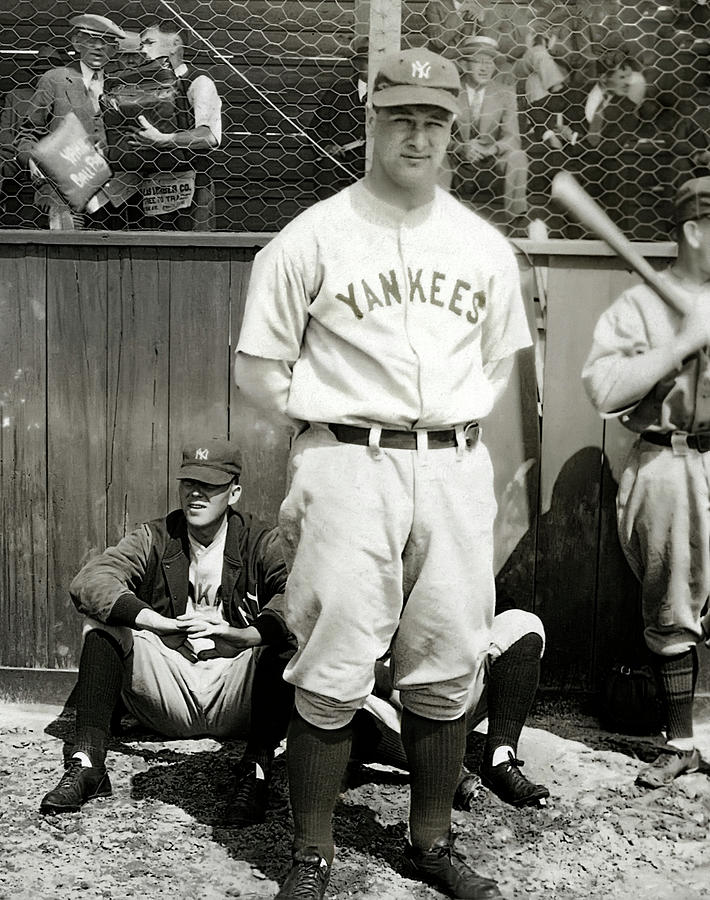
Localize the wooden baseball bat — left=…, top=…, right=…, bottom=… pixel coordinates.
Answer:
left=550, top=171, right=690, bottom=316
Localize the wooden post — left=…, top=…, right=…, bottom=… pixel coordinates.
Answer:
left=354, top=0, right=402, bottom=171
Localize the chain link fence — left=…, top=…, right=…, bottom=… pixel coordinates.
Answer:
left=0, top=0, right=708, bottom=238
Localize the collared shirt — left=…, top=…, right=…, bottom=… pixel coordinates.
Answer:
left=174, top=62, right=222, bottom=145
left=465, top=83, right=486, bottom=126
left=79, top=61, right=103, bottom=112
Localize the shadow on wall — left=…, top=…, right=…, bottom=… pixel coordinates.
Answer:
left=495, top=445, right=647, bottom=692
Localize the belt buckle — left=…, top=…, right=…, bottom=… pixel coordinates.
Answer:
left=671, top=431, right=690, bottom=456
left=464, top=422, right=480, bottom=448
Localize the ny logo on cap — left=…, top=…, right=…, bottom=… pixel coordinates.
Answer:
left=411, top=60, right=431, bottom=80
left=195, top=448, right=209, bottom=460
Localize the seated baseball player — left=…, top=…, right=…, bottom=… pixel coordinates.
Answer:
left=39, top=438, right=295, bottom=826
left=350, top=609, right=549, bottom=809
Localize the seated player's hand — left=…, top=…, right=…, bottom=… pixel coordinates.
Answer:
left=159, top=632, right=198, bottom=663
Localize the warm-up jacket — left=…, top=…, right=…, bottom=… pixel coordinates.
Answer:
left=70, top=509, right=290, bottom=645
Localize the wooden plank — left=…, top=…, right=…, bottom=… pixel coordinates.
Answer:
left=229, top=256, right=290, bottom=525
left=534, top=259, right=609, bottom=691
left=0, top=246, right=47, bottom=668
left=488, top=256, right=540, bottom=613
left=46, top=246, right=108, bottom=670
left=167, top=248, right=232, bottom=506
left=105, top=247, right=171, bottom=541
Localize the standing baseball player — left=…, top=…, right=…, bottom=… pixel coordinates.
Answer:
left=582, top=176, right=710, bottom=789
left=235, top=47, right=531, bottom=900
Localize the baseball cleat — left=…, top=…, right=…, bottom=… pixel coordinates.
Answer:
left=40, top=758, right=112, bottom=814
left=275, top=848, right=331, bottom=899
left=223, top=756, right=271, bottom=827
left=635, top=745, right=701, bottom=789
left=481, top=752, right=550, bottom=808
left=404, top=832, right=501, bottom=899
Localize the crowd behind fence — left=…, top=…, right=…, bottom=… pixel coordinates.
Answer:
left=0, top=0, right=708, bottom=239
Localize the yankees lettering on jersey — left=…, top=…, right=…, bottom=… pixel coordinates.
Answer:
left=335, top=267, right=486, bottom=324
left=237, top=181, right=532, bottom=428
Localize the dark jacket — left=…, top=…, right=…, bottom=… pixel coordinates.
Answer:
left=70, top=509, right=289, bottom=645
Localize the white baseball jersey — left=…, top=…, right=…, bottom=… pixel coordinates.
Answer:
left=237, top=180, right=531, bottom=429
left=582, top=269, right=710, bottom=433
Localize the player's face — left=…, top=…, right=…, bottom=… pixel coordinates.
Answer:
left=370, top=105, right=453, bottom=197
left=140, top=27, right=177, bottom=61
left=179, top=478, right=241, bottom=543
left=462, top=54, right=496, bottom=86
left=71, top=31, right=118, bottom=70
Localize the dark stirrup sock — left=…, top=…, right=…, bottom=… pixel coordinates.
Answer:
left=401, top=709, right=466, bottom=851
left=484, top=632, right=543, bottom=761
left=74, top=629, right=125, bottom=766
left=653, top=647, right=698, bottom=741
left=287, top=711, right=353, bottom=864
left=243, top=644, right=295, bottom=764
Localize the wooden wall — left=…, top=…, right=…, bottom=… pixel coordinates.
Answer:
left=1, top=233, right=708, bottom=696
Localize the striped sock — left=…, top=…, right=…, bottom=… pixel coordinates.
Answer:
left=74, top=629, right=124, bottom=767
left=484, top=633, right=543, bottom=763
left=401, top=709, right=466, bottom=851
left=654, top=648, right=697, bottom=741
left=287, top=712, right=352, bottom=864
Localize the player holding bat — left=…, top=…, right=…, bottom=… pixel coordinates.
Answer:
left=582, top=176, right=710, bottom=788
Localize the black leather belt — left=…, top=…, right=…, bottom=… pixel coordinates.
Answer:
left=328, top=423, right=479, bottom=450
left=641, top=430, right=710, bottom=453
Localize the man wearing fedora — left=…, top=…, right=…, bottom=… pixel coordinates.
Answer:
left=15, top=13, right=129, bottom=229
left=450, top=34, right=528, bottom=234
left=39, top=438, right=295, bottom=828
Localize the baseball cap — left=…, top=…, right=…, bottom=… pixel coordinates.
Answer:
left=371, top=48, right=461, bottom=115
left=675, top=176, right=710, bottom=224
left=177, top=439, right=242, bottom=486
left=70, top=14, right=126, bottom=42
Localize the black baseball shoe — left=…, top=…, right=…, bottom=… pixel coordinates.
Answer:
left=40, top=759, right=112, bottom=814
left=223, top=756, right=271, bottom=827
left=275, top=848, right=331, bottom=899
left=405, top=833, right=501, bottom=899
left=481, top=751, right=550, bottom=808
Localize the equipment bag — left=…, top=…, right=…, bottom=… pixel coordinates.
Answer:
left=599, top=662, right=664, bottom=736
left=29, top=111, right=112, bottom=212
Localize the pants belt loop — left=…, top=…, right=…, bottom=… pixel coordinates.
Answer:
left=416, top=429, right=428, bottom=455
left=368, top=426, right=384, bottom=460
left=455, top=424, right=466, bottom=458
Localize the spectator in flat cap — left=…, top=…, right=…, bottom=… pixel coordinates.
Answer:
left=39, top=438, right=296, bottom=828
left=15, top=14, right=128, bottom=229
left=450, top=35, right=529, bottom=234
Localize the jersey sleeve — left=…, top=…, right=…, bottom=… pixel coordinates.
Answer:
left=481, top=243, right=533, bottom=366
left=581, top=291, right=652, bottom=416
left=237, top=231, right=316, bottom=363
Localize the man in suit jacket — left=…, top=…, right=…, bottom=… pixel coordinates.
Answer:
left=15, top=14, right=127, bottom=229
left=450, top=35, right=528, bottom=228
left=423, top=0, right=487, bottom=58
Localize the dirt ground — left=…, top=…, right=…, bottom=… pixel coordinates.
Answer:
left=1, top=697, right=710, bottom=900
